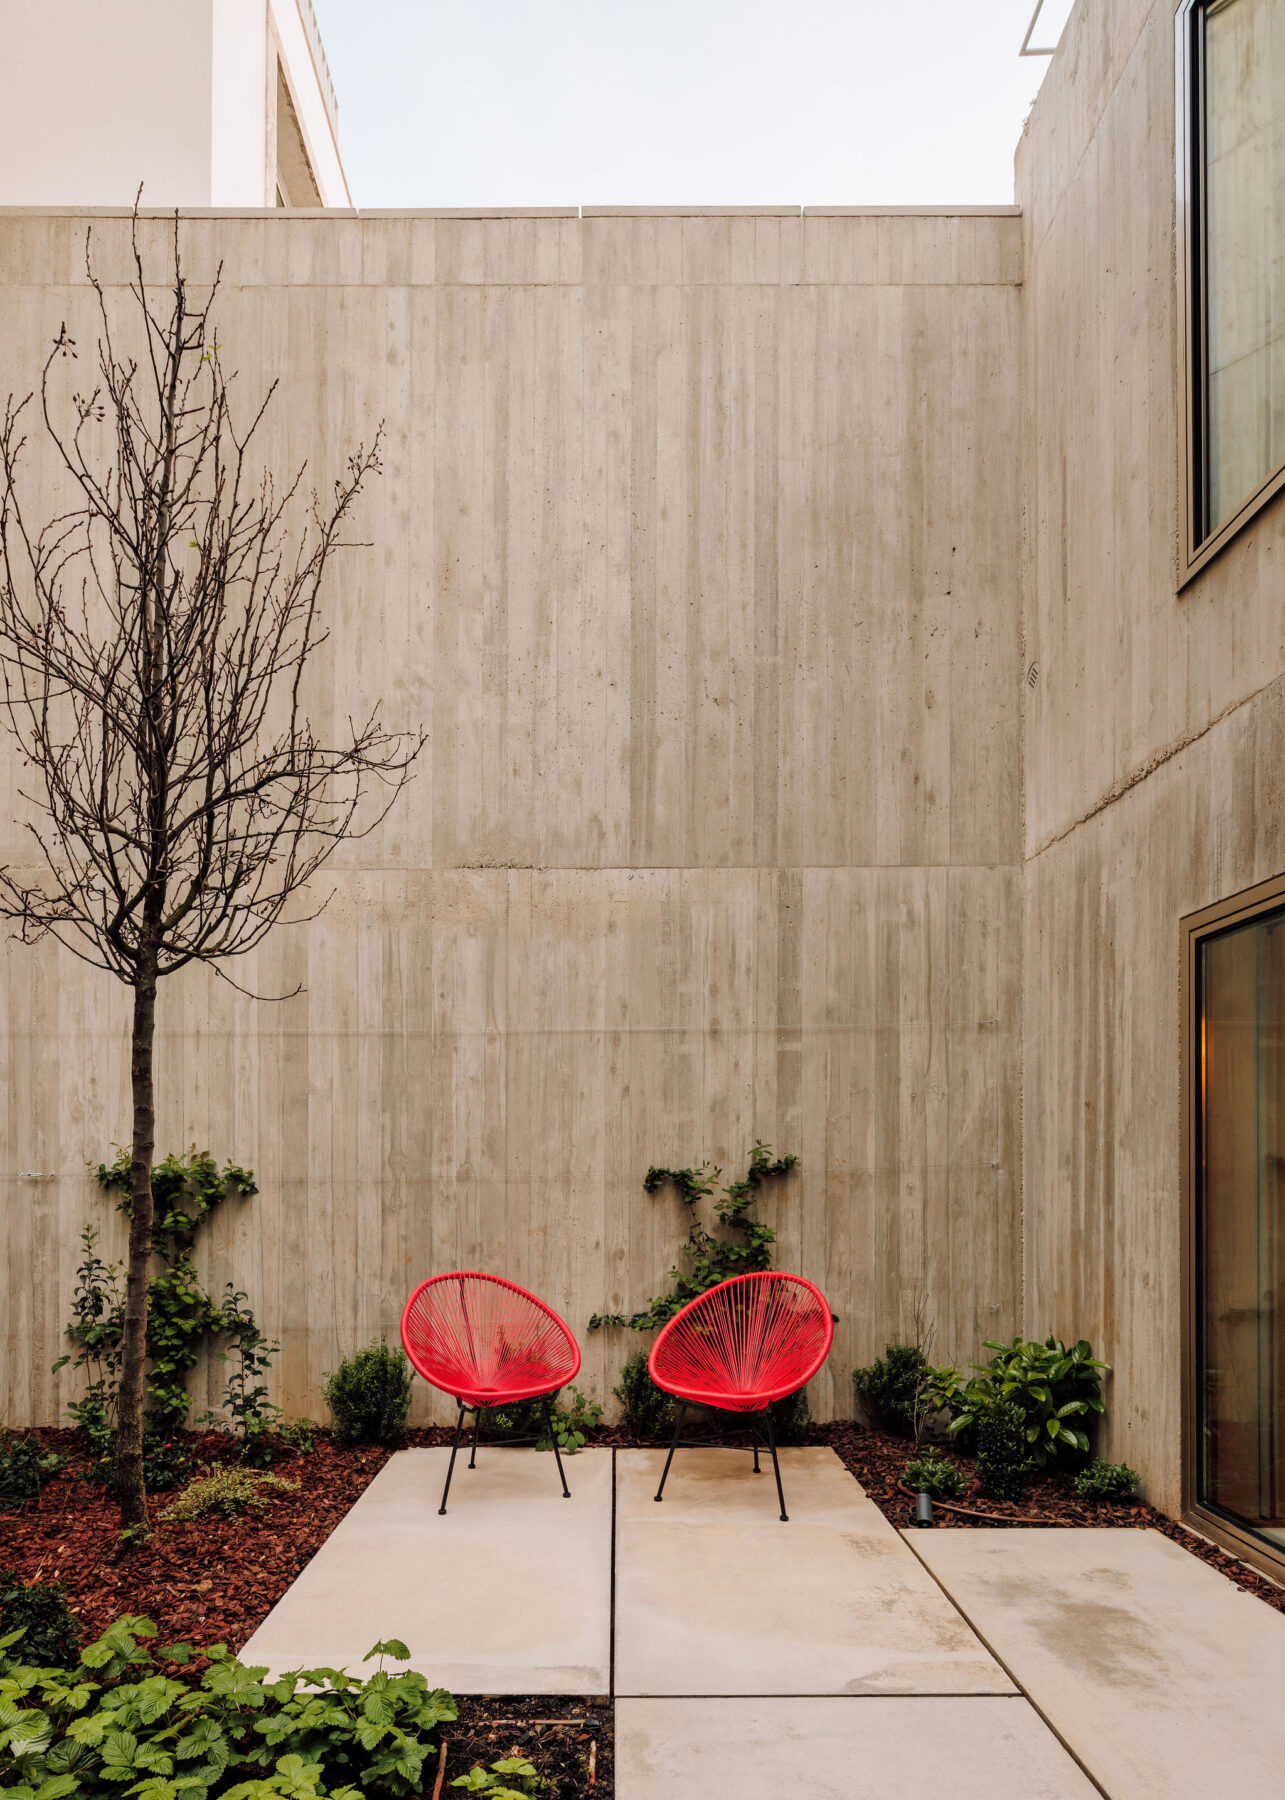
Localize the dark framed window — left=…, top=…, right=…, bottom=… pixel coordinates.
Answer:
left=1178, top=0, right=1285, bottom=582
left=1184, top=875, right=1285, bottom=1576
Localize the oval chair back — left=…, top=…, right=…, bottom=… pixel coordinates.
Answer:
left=401, top=1271, right=581, bottom=1515
left=647, top=1271, right=833, bottom=1520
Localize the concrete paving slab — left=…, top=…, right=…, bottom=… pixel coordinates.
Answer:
left=614, top=1447, right=1015, bottom=1695
left=239, top=1448, right=611, bottom=1694
left=615, top=1696, right=1101, bottom=1799
left=911, top=1527, right=1285, bottom=1800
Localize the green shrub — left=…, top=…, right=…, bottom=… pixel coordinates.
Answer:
left=613, top=1350, right=674, bottom=1438
left=853, top=1344, right=933, bottom=1437
left=160, top=1467, right=298, bottom=1521
left=975, top=1399, right=1033, bottom=1502
left=1074, top=1458, right=1140, bottom=1503
left=0, top=1436, right=63, bottom=1506
left=0, top=1615, right=456, bottom=1800
left=324, top=1338, right=412, bottom=1446
left=938, top=1335, right=1109, bottom=1469
left=903, top=1447, right=966, bottom=1500
left=0, top=1569, right=80, bottom=1667
left=536, top=1386, right=602, bottom=1455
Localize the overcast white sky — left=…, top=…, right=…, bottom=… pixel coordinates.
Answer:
left=310, top=0, right=1077, bottom=210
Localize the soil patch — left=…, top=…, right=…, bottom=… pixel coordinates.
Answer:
left=442, top=1695, right=610, bottom=1798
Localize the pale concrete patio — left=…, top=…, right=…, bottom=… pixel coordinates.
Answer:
left=239, top=1447, right=613, bottom=1693
left=614, top=1446, right=1012, bottom=1696
left=240, top=1446, right=1285, bottom=1797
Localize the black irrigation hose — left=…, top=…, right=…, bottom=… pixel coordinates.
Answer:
left=895, top=1478, right=1095, bottom=1525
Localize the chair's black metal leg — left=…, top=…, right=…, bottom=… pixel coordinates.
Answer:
left=440, top=1402, right=467, bottom=1515
left=468, top=1408, right=481, bottom=1470
left=542, top=1397, right=571, bottom=1498
left=751, top=1423, right=761, bottom=1474
left=654, top=1402, right=687, bottom=1502
left=766, top=1406, right=788, bottom=1521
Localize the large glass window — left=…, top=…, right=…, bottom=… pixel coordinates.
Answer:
left=1183, top=0, right=1285, bottom=563
left=1196, top=902, right=1285, bottom=1549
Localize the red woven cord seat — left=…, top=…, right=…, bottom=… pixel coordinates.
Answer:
left=647, top=1272, right=834, bottom=1520
left=402, top=1271, right=581, bottom=1407
left=648, top=1271, right=833, bottom=1410
left=400, top=1272, right=582, bottom=1514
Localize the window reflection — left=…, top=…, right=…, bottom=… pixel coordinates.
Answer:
left=1204, top=0, right=1285, bottom=533
left=1200, top=909, right=1285, bottom=1544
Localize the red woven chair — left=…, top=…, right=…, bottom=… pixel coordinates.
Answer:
left=648, top=1272, right=834, bottom=1520
left=401, top=1272, right=582, bottom=1514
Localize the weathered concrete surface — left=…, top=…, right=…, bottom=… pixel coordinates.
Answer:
left=913, top=1528, right=1285, bottom=1800
left=238, top=1448, right=611, bottom=1693
left=615, top=1696, right=1101, bottom=1799
left=614, top=1447, right=1014, bottom=1696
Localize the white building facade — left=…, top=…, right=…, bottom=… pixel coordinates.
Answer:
left=0, top=0, right=349, bottom=208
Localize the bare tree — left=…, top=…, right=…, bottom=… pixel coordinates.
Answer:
left=0, top=214, right=423, bottom=1532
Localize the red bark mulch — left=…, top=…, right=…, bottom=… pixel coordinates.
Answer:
left=813, top=1420, right=1285, bottom=1614
left=0, top=1428, right=397, bottom=1650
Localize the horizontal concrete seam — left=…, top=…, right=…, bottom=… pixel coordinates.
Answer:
left=1026, top=668, right=1285, bottom=862
left=0, top=204, right=1024, bottom=223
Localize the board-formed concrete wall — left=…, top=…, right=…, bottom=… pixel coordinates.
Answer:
left=1018, top=0, right=1285, bottom=1513
left=0, top=206, right=1023, bottom=1425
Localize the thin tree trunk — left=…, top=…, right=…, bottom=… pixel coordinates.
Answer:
left=116, top=938, right=159, bottom=1531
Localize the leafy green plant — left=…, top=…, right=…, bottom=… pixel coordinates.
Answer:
left=1074, top=1458, right=1140, bottom=1503
left=160, top=1467, right=298, bottom=1522
left=936, top=1335, right=1109, bottom=1468
left=903, top=1447, right=967, bottom=1501
left=451, top=1756, right=546, bottom=1797
left=0, top=1616, right=456, bottom=1800
left=56, top=1226, right=125, bottom=1460
left=324, top=1340, right=412, bottom=1446
left=0, top=1570, right=80, bottom=1667
left=535, top=1387, right=602, bottom=1455
left=853, top=1344, right=935, bottom=1438
left=0, top=1437, right=63, bottom=1507
left=975, top=1399, right=1033, bottom=1502
left=589, top=1143, right=798, bottom=1333
left=613, top=1351, right=674, bottom=1439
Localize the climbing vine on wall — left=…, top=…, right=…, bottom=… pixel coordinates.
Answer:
left=54, top=1151, right=281, bottom=1479
left=588, top=1141, right=799, bottom=1333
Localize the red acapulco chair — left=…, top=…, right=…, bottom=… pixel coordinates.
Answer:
left=647, top=1271, right=834, bottom=1521
left=401, top=1272, right=582, bottom=1515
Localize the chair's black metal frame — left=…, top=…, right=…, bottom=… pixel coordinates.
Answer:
left=438, top=1393, right=571, bottom=1515
left=653, top=1398, right=791, bottom=1521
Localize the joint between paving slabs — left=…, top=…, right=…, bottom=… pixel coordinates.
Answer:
left=896, top=1531, right=1114, bottom=1800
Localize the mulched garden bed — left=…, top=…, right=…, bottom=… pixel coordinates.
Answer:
left=0, top=1427, right=398, bottom=1649
left=0, top=1428, right=613, bottom=1797
left=3, top=1412, right=1282, bottom=1800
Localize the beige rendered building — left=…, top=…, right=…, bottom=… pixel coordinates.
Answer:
left=1, top=0, right=1284, bottom=1580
